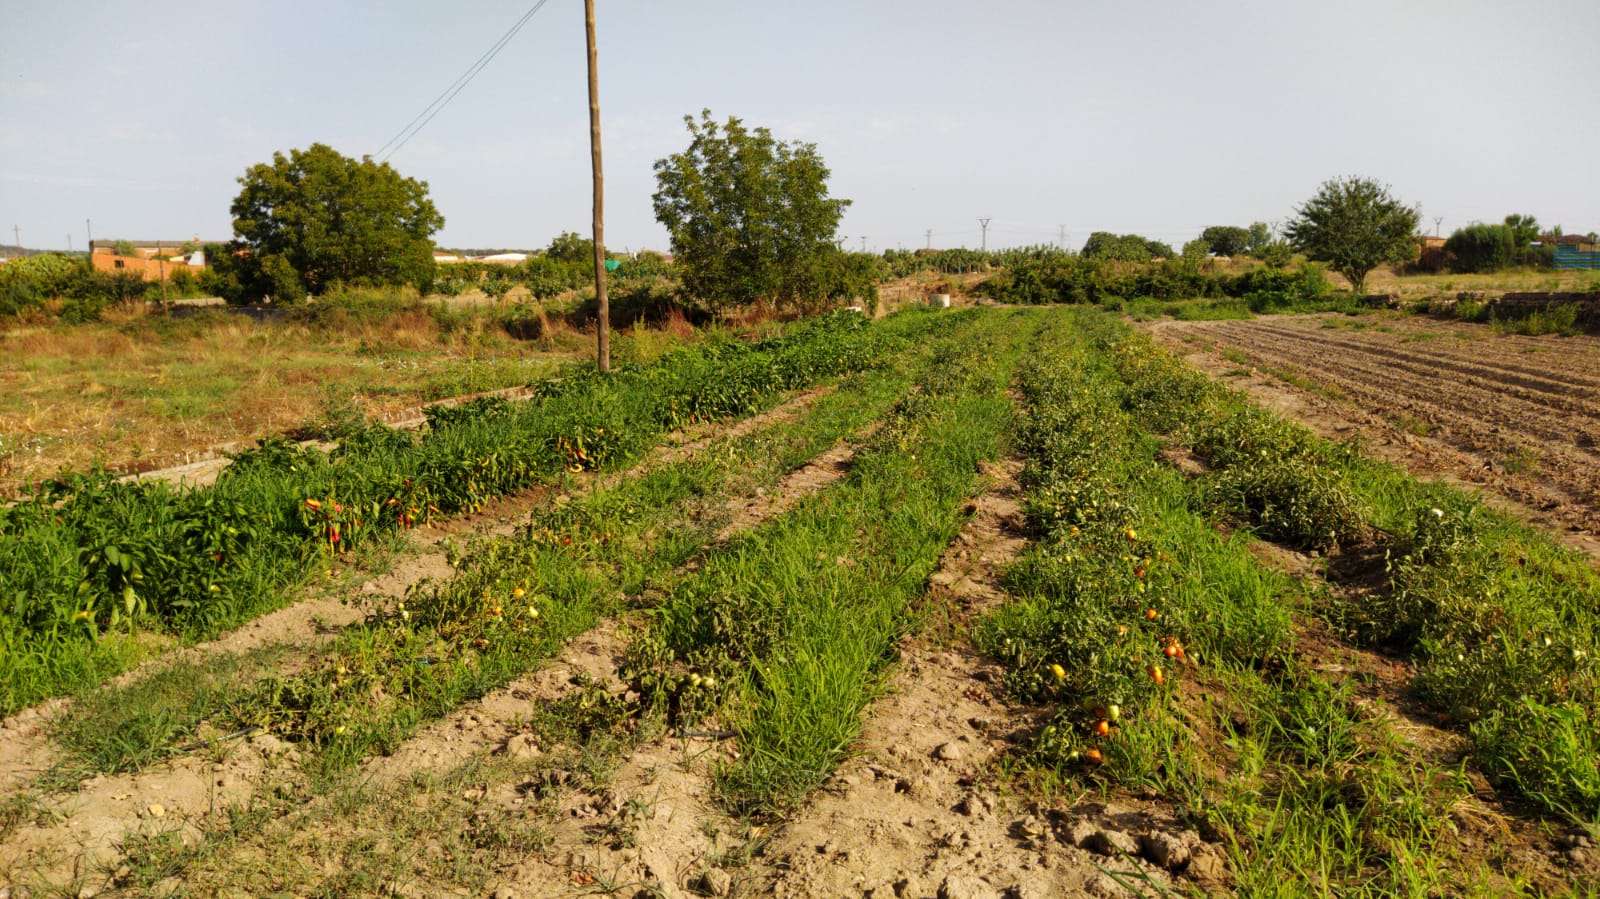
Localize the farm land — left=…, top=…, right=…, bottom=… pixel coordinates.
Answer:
left=2, top=297, right=1600, bottom=897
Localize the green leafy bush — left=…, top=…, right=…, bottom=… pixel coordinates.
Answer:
left=1444, top=223, right=1517, bottom=273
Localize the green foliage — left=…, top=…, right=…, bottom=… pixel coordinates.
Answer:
left=1444, top=224, right=1516, bottom=273
left=1443, top=220, right=1555, bottom=273
left=1504, top=213, right=1540, bottom=248
left=882, top=248, right=993, bottom=277
left=0, top=253, right=158, bottom=320
left=230, top=143, right=444, bottom=300
left=1181, top=238, right=1212, bottom=262
left=653, top=110, right=850, bottom=312
left=111, top=240, right=138, bottom=258
left=545, top=231, right=594, bottom=265
left=1285, top=176, right=1421, bottom=292
left=1246, top=222, right=1274, bottom=255
left=1259, top=239, right=1294, bottom=268
left=976, top=248, right=1328, bottom=308
left=1200, top=225, right=1251, bottom=257
left=1081, top=231, right=1172, bottom=261
left=0, top=311, right=900, bottom=713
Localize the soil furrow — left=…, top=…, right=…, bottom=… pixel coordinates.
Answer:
left=1204, top=320, right=1600, bottom=428
left=1217, top=318, right=1600, bottom=396
left=1147, top=319, right=1600, bottom=557
left=1191, top=321, right=1600, bottom=487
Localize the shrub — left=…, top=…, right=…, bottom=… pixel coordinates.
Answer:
left=1444, top=224, right=1517, bottom=273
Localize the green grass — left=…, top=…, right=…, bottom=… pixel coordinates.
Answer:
left=636, top=309, right=1040, bottom=814
left=53, top=643, right=297, bottom=776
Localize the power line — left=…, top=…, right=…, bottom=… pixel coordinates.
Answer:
left=375, top=0, right=553, bottom=162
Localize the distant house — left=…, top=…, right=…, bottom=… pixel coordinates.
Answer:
left=90, top=239, right=211, bottom=281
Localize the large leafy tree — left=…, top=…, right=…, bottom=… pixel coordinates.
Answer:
left=652, top=111, right=850, bottom=311
left=1246, top=222, right=1274, bottom=256
left=230, top=143, right=443, bottom=300
left=1199, top=225, right=1251, bottom=257
left=1285, top=177, right=1420, bottom=292
left=1503, top=213, right=1540, bottom=248
left=1081, top=232, right=1173, bottom=261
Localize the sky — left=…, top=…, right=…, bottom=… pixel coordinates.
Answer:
left=2, top=0, right=1598, bottom=255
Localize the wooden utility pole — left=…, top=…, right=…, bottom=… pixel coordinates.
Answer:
left=585, top=0, right=610, bottom=372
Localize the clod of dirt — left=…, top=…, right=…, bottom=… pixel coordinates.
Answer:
left=500, top=733, right=542, bottom=761
left=1084, top=826, right=1140, bottom=857
left=1140, top=830, right=1193, bottom=869
left=697, top=868, right=733, bottom=896
left=936, top=873, right=1001, bottom=899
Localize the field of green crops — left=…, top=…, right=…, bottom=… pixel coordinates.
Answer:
left=2, top=305, right=1597, bottom=896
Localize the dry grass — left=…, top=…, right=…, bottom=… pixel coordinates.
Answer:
left=0, top=303, right=593, bottom=492
left=1344, top=266, right=1600, bottom=296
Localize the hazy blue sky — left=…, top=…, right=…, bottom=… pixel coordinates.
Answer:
left=3, top=0, right=1597, bottom=254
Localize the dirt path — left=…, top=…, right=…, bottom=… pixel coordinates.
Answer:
left=1146, top=315, right=1600, bottom=558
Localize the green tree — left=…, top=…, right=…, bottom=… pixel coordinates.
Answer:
left=1081, top=232, right=1172, bottom=262
left=1504, top=214, right=1540, bottom=248
left=1246, top=222, right=1274, bottom=255
left=1181, top=238, right=1212, bottom=262
left=652, top=111, right=850, bottom=311
left=545, top=231, right=595, bottom=264
left=111, top=240, right=137, bottom=258
left=1285, top=176, right=1420, bottom=293
left=230, top=143, right=444, bottom=300
left=1199, top=225, right=1251, bottom=257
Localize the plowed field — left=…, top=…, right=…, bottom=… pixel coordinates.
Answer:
left=1148, top=313, right=1600, bottom=550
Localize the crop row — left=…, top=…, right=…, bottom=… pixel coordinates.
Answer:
left=1101, top=317, right=1600, bottom=824
left=630, top=308, right=1038, bottom=813
left=982, top=310, right=1566, bottom=893
left=45, top=309, right=989, bottom=785
left=0, top=310, right=954, bottom=714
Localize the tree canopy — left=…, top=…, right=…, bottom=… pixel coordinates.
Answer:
left=230, top=143, right=443, bottom=300
left=1081, top=232, right=1174, bottom=262
left=1285, top=177, right=1419, bottom=293
left=652, top=111, right=850, bottom=311
left=1503, top=214, right=1540, bottom=248
left=1199, top=225, right=1251, bottom=257
left=1246, top=222, right=1274, bottom=256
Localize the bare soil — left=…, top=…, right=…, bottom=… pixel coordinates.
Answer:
left=1146, top=313, right=1600, bottom=559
